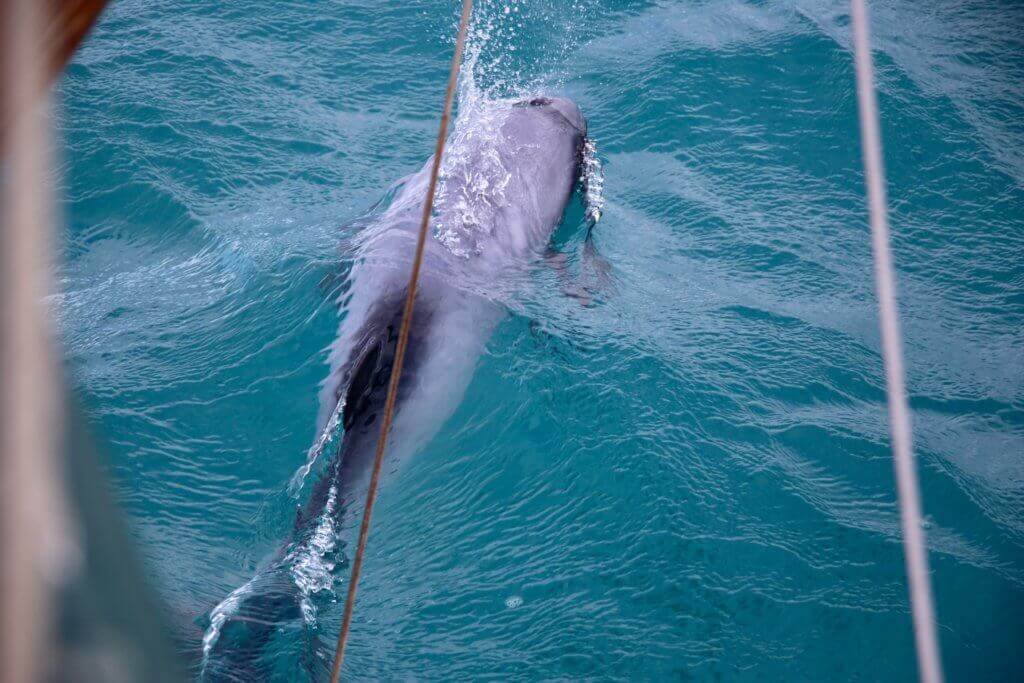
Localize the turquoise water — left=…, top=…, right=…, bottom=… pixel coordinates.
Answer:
left=56, top=0, right=1023, bottom=679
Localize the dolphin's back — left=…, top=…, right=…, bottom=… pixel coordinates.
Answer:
left=203, top=287, right=435, bottom=680
left=303, top=285, right=434, bottom=523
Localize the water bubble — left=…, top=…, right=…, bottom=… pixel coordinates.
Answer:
left=580, top=138, right=605, bottom=224
left=505, top=595, right=523, bottom=609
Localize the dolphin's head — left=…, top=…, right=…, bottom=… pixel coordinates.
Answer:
left=514, top=95, right=587, bottom=136
left=452, top=95, right=585, bottom=257
left=426, top=95, right=587, bottom=261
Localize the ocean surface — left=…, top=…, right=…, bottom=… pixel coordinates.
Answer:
left=55, top=0, right=1023, bottom=679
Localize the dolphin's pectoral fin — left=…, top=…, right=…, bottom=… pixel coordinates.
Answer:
left=545, top=239, right=614, bottom=308
left=579, top=234, right=615, bottom=302
left=544, top=248, right=589, bottom=305
left=551, top=135, right=611, bottom=307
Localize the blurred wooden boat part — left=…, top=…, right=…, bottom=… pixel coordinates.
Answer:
left=0, top=2, right=148, bottom=683
left=43, top=0, right=111, bottom=82
left=0, top=0, right=109, bottom=137
left=2, top=3, right=66, bottom=680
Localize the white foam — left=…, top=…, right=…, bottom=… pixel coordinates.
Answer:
left=201, top=575, right=258, bottom=669
left=200, top=487, right=341, bottom=677
left=287, top=485, right=340, bottom=623
left=580, top=137, right=605, bottom=224
left=433, top=100, right=516, bottom=258
left=288, top=396, right=345, bottom=497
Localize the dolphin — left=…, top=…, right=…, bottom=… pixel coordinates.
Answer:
left=201, top=95, right=593, bottom=679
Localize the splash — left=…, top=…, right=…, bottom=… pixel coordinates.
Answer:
left=287, top=396, right=345, bottom=497
left=202, top=401, right=345, bottom=667
left=428, top=0, right=597, bottom=258
left=201, top=576, right=258, bottom=669
left=432, top=100, right=516, bottom=258
left=580, top=136, right=605, bottom=225
left=286, top=485, right=341, bottom=623
left=200, top=486, right=342, bottom=671
left=283, top=418, right=346, bottom=626
left=457, top=0, right=593, bottom=107
left=428, top=0, right=528, bottom=257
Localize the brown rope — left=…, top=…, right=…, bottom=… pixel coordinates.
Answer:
left=328, top=1, right=474, bottom=680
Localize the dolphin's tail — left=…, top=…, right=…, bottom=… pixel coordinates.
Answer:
left=201, top=455, right=350, bottom=680
left=201, top=288, right=427, bottom=679
left=200, top=563, right=304, bottom=681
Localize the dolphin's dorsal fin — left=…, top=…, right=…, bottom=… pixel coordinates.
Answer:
left=342, top=336, right=386, bottom=432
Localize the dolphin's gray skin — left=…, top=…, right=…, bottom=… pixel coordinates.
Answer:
left=202, top=96, right=588, bottom=679
left=315, top=95, right=587, bottom=493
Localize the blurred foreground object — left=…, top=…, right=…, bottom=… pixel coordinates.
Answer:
left=2, top=0, right=181, bottom=680
left=0, top=0, right=109, bottom=109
